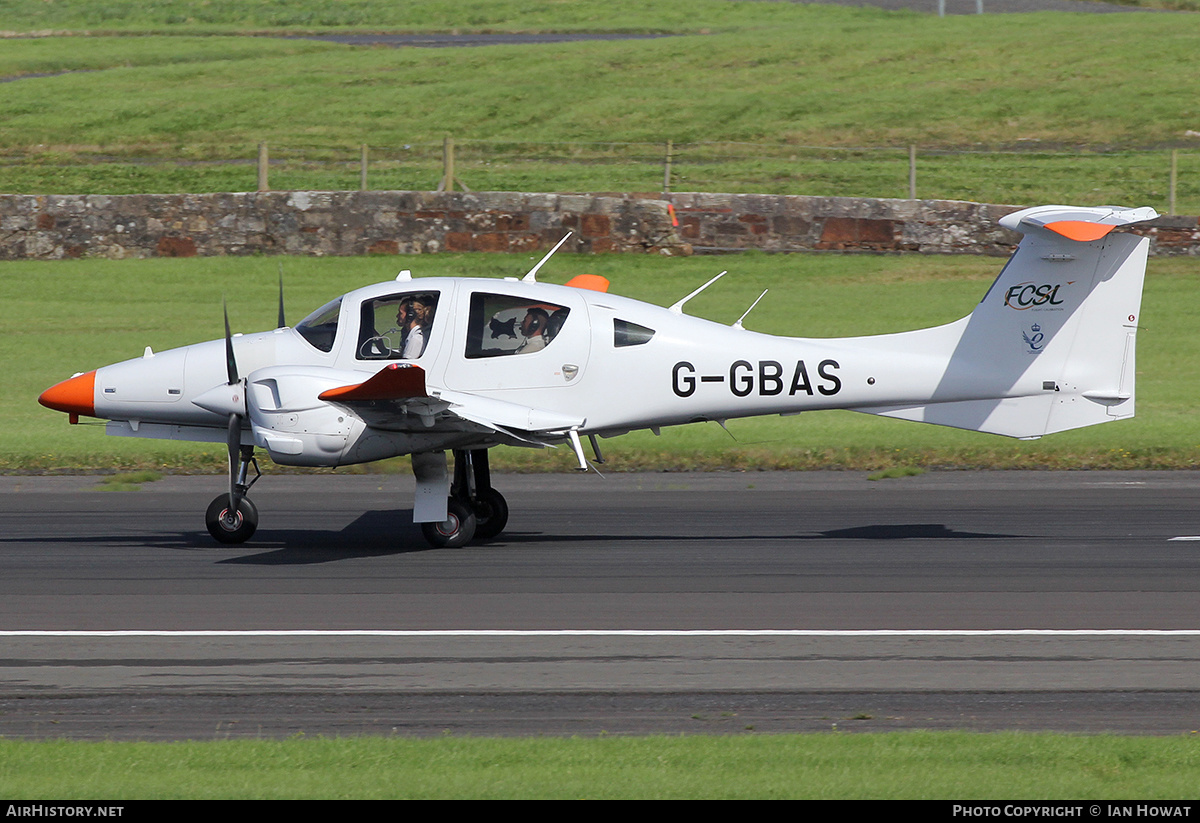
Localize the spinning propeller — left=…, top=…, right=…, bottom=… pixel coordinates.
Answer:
left=222, top=300, right=249, bottom=530
left=202, top=277, right=286, bottom=542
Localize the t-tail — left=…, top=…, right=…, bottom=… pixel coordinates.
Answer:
left=850, top=204, right=1157, bottom=439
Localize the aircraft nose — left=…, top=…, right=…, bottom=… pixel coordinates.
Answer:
left=39, top=370, right=97, bottom=418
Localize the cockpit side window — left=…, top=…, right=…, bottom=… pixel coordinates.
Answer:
left=614, top=319, right=655, bottom=347
left=295, top=297, right=342, bottom=353
left=465, top=293, right=570, bottom=359
left=357, top=291, right=440, bottom=360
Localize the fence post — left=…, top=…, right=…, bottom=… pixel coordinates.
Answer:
left=257, top=142, right=269, bottom=192
left=663, top=140, right=673, bottom=194
left=1169, top=149, right=1177, bottom=215
left=360, top=144, right=369, bottom=192
left=908, top=145, right=917, bottom=200
left=437, top=136, right=470, bottom=192
left=436, top=137, right=453, bottom=191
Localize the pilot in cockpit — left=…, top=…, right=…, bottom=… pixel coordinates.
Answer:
left=359, top=293, right=438, bottom=360
left=401, top=294, right=436, bottom=358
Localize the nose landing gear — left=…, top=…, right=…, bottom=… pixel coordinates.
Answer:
left=205, top=445, right=261, bottom=544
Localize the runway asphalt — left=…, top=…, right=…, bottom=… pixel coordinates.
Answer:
left=3, top=470, right=1200, bottom=738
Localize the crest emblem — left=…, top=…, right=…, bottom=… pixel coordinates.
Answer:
left=1022, top=322, right=1044, bottom=353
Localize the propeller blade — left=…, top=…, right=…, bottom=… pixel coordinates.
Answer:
left=223, top=299, right=238, bottom=386
left=227, top=411, right=242, bottom=519
left=222, top=299, right=246, bottom=522
left=277, top=264, right=286, bottom=329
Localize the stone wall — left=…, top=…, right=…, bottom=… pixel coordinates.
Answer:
left=665, top=193, right=1017, bottom=255
left=0, top=191, right=681, bottom=260
left=664, top=193, right=1200, bottom=257
left=1, top=189, right=1196, bottom=260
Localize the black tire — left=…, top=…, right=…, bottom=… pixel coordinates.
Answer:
left=205, top=494, right=259, bottom=544
left=421, top=498, right=477, bottom=548
left=472, top=488, right=509, bottom=540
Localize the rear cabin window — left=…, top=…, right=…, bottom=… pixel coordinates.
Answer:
left=465, top=293, right=570, bottom=359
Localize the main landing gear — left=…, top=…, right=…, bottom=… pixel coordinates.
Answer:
left=420, top=448, right=509, bottom=549
left=205, top=445, right=261, bottom=544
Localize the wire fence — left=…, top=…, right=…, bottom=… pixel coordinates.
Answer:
left=5, top=140, right=1199, bottom=214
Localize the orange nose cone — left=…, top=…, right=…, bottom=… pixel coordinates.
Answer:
left=39, top=370, right=97, bottom=417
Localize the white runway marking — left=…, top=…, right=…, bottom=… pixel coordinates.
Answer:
left=1169, top=536, right=1200, bottom=541
left=5, top=630, right=1200, bottom=637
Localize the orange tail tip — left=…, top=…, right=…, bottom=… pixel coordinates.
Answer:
left=39, top=370, right=96, bottom=418
left=1044, top=220, right=1116, bottom=242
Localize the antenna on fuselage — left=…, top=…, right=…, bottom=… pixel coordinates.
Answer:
left=276, top=263, right=287, bottom=329
left=669, top=271, right=727, bottom=315
left=732, top=289, right=768, bottom=330
left=523, top=232, right=573, bottom=283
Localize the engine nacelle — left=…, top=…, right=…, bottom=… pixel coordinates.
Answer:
left=246, top=366, right=360, bottom=466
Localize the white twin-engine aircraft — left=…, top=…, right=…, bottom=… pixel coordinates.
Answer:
left=40, top=204, right=1156, bottom=548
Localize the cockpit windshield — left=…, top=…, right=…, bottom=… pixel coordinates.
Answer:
left=295, top=297, right=342, bottom=353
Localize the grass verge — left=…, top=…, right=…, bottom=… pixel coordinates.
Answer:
left=3, top=732, right=1200, bottom=799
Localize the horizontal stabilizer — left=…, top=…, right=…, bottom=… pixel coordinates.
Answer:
left=317, top=363, right=427, bottom=402
left=999, top=205, right=1159, bottom=240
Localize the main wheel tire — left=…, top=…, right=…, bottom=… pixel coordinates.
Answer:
left=205, top=494, right=259, bottom=544
left=472, top=488, right=509, bottom=540
left=421, top=498, right=477, bottom=548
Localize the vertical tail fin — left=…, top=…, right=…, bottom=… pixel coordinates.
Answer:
left=857, top=205, right=1156, bottom=438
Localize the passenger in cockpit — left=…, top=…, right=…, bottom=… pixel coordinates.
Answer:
left=516, top=307, right=549, bottom=353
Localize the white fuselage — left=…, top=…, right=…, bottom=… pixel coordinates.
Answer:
left=84, top=276, right=1030, bottom=466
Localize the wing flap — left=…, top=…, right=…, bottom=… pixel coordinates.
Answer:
left=436, top=388, right=584, bottom=435
left=315, top=367, right=583, bottom=440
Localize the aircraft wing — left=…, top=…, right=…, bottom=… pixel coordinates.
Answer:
left=315, top=363, right=583, bottom=442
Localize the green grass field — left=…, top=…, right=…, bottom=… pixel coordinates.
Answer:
left=7, top=251, right=1196, bottom=474
left=4, top=732, right=1200, bottom=799
left=2, top=0, right=1196, bottom=32
left=1, top=2, right=1199, bottom=207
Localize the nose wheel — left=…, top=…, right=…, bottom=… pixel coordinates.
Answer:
left=206, top=494, right=259, bottom=543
